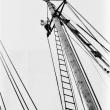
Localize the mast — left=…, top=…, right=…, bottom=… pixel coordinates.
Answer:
left=43, top=0, right=102, bottom=109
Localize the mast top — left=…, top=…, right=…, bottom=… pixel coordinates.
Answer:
left=43, top=0, right=66, bottom=2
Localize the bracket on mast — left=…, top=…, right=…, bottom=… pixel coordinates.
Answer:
left=42, top=0, right=67, bottom=37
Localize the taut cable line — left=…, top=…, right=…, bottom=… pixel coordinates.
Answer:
left=0, top=52, right=25, bottom=110
left=0, top=40, right=38, bottom=110
left=67, top=2, right=110, bottom=45
left=0, top=52, right=29, bottom=110
left=0, top=92, right=7, bottom=110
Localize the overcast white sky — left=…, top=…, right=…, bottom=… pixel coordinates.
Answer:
left=0, top=0, right=110, bottom=110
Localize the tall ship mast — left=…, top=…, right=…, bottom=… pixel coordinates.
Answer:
left=0, top=0, right=110, bottom=110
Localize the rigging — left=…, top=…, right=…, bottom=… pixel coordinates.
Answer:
left=42, top=0, right=110, bottom=109
left=0, top=41, right=38, bottom=110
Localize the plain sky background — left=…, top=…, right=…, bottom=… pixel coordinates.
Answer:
left=0, top=0, right=110, bottom=110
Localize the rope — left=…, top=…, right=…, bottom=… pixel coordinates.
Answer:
left=67, top=2, right=110, bottom=45
left=0, top=52, right=29, bottom=110
left=63, top=24, right=91, bottom=57
left=67, top=3, right=110, bottom=53
left=76, top=24, right=110, bottom=53
left=67, top=3, right=95, bottom=37
left=72, top=45, right=102, bottom=110
left=0, top=40, right=38, bottom=110
left=65, top=21, right=110, bottom=72
left=65, top=24, right=108, bottom=86
left=0, top=53, right=25, bottom=110
left=63, top=24, right=102, bottom=110
left=67, top=26, right=108, bottom=86
left=0, top=92, right=7, bottom=110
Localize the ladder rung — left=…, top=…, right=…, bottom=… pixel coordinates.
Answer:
left=59, top=61, right=65, bottom=65
left=62, top=77, right=70, bottom=84
left=56, top=41, right=61, bottom=46
left=60, top=65, right=67, bottom=71
left=58, top=59, right=65, bottom=62
left=55, top=36, right=60, bottom=39
left=61, top=75, right=69, bottom=78
left=62, top=81, right=70, bottom=84
left=58, top=53, right=63, bottom=56
left=63, top=87, right=71, bottom=91
left=64, top=89, right=73, bottom=97
left=57, top=46, right=62, bottom=50
left=59, top=63, right=66, bottom=66
left=57, top=48, right=62, bottom=51
left=56, top=40, right=60, bottom=42
left=60, top=69, right=67, bottom=72
left=56, top=45, right=62, bottom=49
left=58, top=58, right=64, bottom=62
left=64, top=94, right=73, bottom=97
left=61, top=74, right=68, bottom=78
left=66, top=108, right=74, bottom=110
left=57, top=50, right=63, bottom=54
left=63, top=83, right=71, bottom=89
left=56, top=43, right=61, bottom=46
left=57, top=51, right=63, bottom=55
left=65, top=101, right=75, bottom=104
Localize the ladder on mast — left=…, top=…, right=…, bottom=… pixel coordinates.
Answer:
left=54, top=27, right=78, bottom=110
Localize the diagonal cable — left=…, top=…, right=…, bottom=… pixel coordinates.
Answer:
left=67, top=2, right=110, bottom=45
left=0, top=40, right=38, bottom=110
left=0, top=52, right=25, bottom=110
left=0, top=92, right=7, bottom=110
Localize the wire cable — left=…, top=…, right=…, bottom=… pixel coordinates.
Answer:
left=70, top=30, right=108, bottom=73
left=67, top=3, right=110, bottom=53
left=64, top=21, right=110, bottom=72
left=63, top=24, right=102, bottom=110
left=0, top=52, right=29, bottom=110
left=0, top=92, right=7, bottom=110
left=0, top=53, right=25, bottom=110
left=67, top=2, right=110, bottom=45
left=0, top=40, right=38, bottom=110
left=63, top=24, right=108, bottom=87
left=66, top=3, right=110, bottom=53
left=67, top=3, right=95, bottom=38
left=76, top=24, right=110, bottom=53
